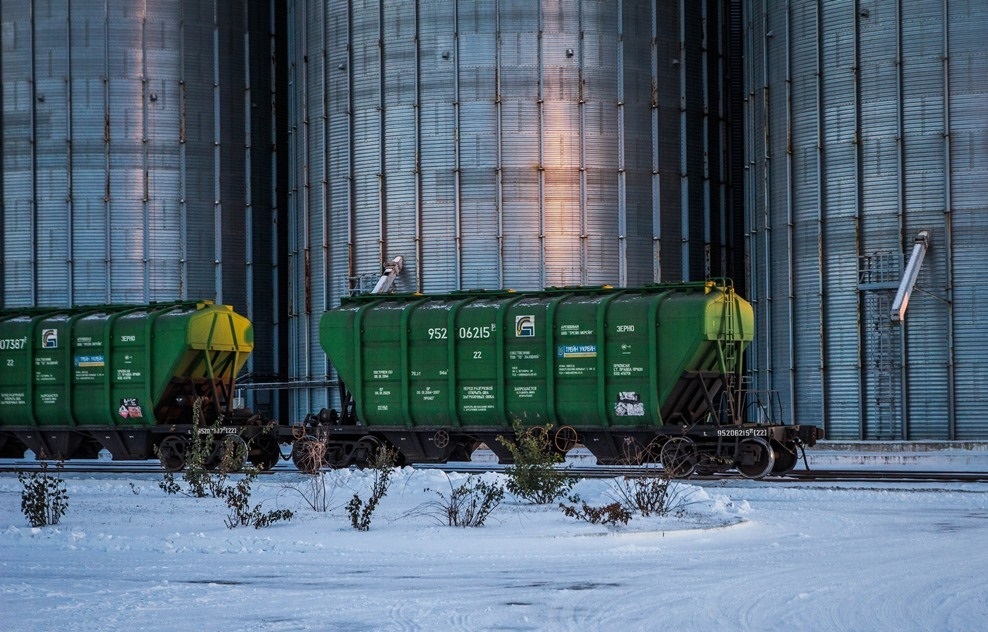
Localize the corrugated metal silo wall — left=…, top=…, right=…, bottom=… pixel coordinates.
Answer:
left=0, top=0, right=283, bottom=414
left=744, top=0, right=988, bottom=439
left=285, top=0, right=740, bottom=418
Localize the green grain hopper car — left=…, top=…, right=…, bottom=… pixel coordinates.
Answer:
left=0, top=301, right=275, bottom=469
left=315, top=282, right=821, bottom=478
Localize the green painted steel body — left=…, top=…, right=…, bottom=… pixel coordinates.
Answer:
left=320, top=283, right=753, bottom=430
left=0, top=302, right=253, bottom=428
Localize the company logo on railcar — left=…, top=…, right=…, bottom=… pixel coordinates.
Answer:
left=515, top=315, right=535, bottom=337
left=42, top=329, right=58, bottom=349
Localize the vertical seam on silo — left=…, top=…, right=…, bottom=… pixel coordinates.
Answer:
left=537, top=3, right=546, bottom=288
left=319, top=0, right=330, bottom=394
left=213, top=0, right=223, bottom=305
left=244, top=0, right=255, bottom=380
left=852, top=0, right=864, bottom=440
left=66, top=1, right=75, bottom=306
left=578, top=0, right=588, bottom=286
left=701, top=0, right=712, bottom=281
left=301, top=0, right=312, bottom=415
left=742, top=0, right=755, bottom=379
left=678, top=0, right=689, bottom=281
left=453, top=0, right=462, bottom=291
left=942, top=0, right=956, bottom=439
left=494, top=0, right=504, bottom=289
left=814, top=0, right=827, bottom=436
left=178, top=1, right=188, bottom=301
left=414, top=0, right=423, bottom=292
left=785, top=0, right=797, bottom=434
left=142, top=0, right=150, bottom=303
left=346, top=1, right=356, bottom=282
left=102, top=0, right=111, bottom=305
left=894, top=0, right=908, bottom=438
left=650, top=0, right=660, bottom=283
left=617, top=0, right=628, bottom=288
left=717, top=3, right=724, bottom=276
left=378, top=0, right=387, bottom=284
left=759, top=0, right=773, bottom=404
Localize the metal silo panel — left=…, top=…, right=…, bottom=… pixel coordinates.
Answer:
left=502, top=163, right=542, bottom=290
left=747, top=0, right=988, bottom=440
left=285, top=0, right=721, bottom=418
left=33, top=1, right=70, bottom=304
left=460, top=169, right=500, bottom=290
left=1, top=4, right=36, bottom=305
left=945, top=0, right=988, bottom=439
left=499, top=38, right=539, bottom=98
left=2, top=0, right=278, bottom=414
left=787, top=0, right=825, bottom=432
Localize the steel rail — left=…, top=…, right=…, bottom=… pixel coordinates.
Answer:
left=3, top=460, right=988, bottom=484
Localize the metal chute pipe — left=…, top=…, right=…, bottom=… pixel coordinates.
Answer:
left=890, top=230, right=931, bottom=323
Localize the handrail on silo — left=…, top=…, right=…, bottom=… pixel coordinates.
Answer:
left=890, top=230, right=931, bottom=323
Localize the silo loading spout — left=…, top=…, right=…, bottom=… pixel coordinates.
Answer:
left=371, top=256, right=404, bottom=294
left=890, top=231, right=930, bottom=323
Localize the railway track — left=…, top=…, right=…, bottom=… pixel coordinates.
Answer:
left=3, top=459, right=987, bottom=484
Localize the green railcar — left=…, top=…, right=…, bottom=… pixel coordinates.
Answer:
left=316, top=282, right=820, bottom=478
left=0, top=301, right=265, bottom=466
left=322, top=282, right=751, bottom=429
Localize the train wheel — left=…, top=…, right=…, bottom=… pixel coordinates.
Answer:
left=659, top=437, right=698, bottom=478
left=433, top=430, right=450, bottom=449
left=324, top=443, right=354, bottom=469
left=249, top=433, right=282, bottom=471
left=203, top=438, right=225, bottom=471
left=352, top=436, right=383, bottom=469
left=158, top=435, right=187, bottom=472
left=216, top=435, right=248, bottom=473
left=737, top=437, right=776, bottom=479
left=771, top=440, right=798, bottom=475
left=292, top=435, right=325, bottom=474
left=553, top=426, right=579, bottom=453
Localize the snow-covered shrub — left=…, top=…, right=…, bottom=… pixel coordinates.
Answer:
left=18, top=461, right=68, bottom=528
left=220, top=471, right=294, bottom=529
left=609, top=460, right=696, bottom=518
left=559, top=495, right=632, bottom=526
left=283, top=471, right=332, bottom=512
left=346, top=447, right=396, bottom=531
left=157, top=398, right=245, bottom=499
left=155, top=399, right=294, bottom=529
left=422, top=475, right=505, bottom=527
left=497, top=422, right=575, bottom=505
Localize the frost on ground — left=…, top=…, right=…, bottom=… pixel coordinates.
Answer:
left=1, top=467, right=987, bottom=632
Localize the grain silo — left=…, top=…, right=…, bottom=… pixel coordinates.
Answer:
left=285, top=0, right=742, bottom=417
left=744, top=0, right=988, bottom=439
left=0, top=0, right=283, bottom=413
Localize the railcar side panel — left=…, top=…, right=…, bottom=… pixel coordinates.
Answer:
left=0, top=302, right=253, bottom=429
left=320, top=282, right=754, bottom=431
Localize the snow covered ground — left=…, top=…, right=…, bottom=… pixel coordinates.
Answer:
left=2, top=455, right=987, bottom=631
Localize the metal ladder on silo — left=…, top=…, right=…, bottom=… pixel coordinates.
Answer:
left=858, top=251, right=902, bottom=439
